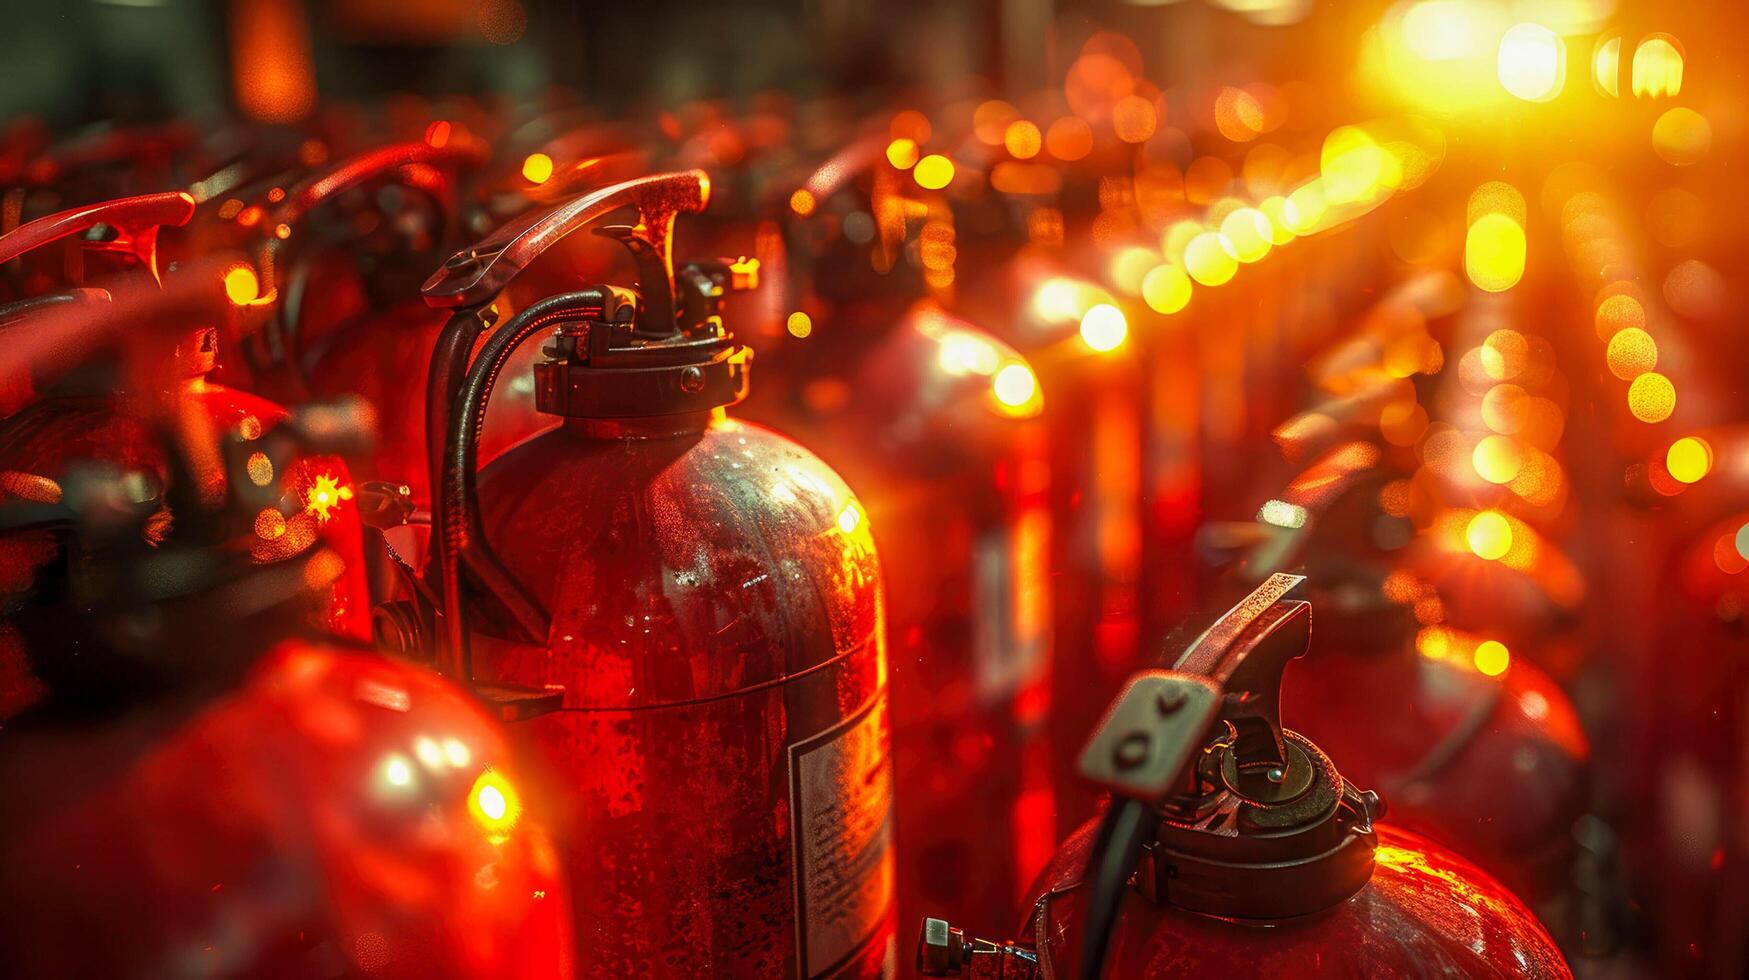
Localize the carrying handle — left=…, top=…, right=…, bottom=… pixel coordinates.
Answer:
left=270, top=137, right=487, bottom=236
left=1073, top=573, right=1310, bottom=980
left=0, top=191, right=195, bottom=281
left=253, top=138, right=489, bottom=390
left=1078, top=573, right=1308, bottom=805
left=422, top=169, right=709, bottom=335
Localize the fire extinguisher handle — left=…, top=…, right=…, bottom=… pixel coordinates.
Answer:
left=420, top=169, right=710, bottom=315
left=1077, top=573, right=1309, bottom=805
left=0, top=190, right=195, bottom=278
left=429, top=290, right=626, bottom=705
left=271, top=138, right=487, bottom=233
left=253, top=138, right=488, bottom=395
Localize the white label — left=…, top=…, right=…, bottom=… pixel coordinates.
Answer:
left=791, top=692, right=895, bottom=977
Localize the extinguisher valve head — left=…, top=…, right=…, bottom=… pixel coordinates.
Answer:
left=1080, top=573, right=1385, bottom=920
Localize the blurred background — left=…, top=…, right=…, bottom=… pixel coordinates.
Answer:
left=0, top=1, right=1745, bottom=977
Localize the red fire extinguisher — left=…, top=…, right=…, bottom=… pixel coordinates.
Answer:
left=0, top=341, right=570, bottom=977
left=411, top=169, right=896, bottom=976
left=1201, top=440, right=1591, bottom=903
left=228, top=137, right=533, bottom=504
left=728, top=132, right=1060, bottom=929
left=918, top=574, right=1571, bottom=978
left=0, top=198, right=371, bottom=646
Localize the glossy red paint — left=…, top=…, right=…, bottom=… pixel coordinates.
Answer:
left=469, top=412, right=895, bottom=977
left=1023, top=818, right=1571, bottom=978
left=0, top=640, right=571, bottom=977
left=739, top=308, right=1057, bottom=936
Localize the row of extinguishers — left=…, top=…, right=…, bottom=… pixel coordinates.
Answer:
left=0, top=109, right=1581, bottom=978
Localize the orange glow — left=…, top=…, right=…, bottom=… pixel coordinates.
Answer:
left=304, top=473, right=345, bottom=523
left=1109, top=248, right=1157, bottom=295
left=1666, top=437, right=1713, bottom=483
left=1593, top=36, right=1621, bottom=96
left=1594, top=293, right=1645, bottom=340
left=1631, top=35, right=1683, bottom=98
left=1467, top=510, right=1513, bottom=560
left=231, top=0, right=317, bottom=124
left=1480, top=329, right=1527, bottom=380
left=1604, top=327, right=1657, bottom=380
left=1652, top=108, right=1711, bottom=166
left=520, top=153, right=554, bottom=184
left=1214, top=86, right=1266, bottom=142
left=1112, top=95, right=1157, bottom=143
left=788, top=189, right=816, bottom=217
left=1141, top=264, right=1192, bottom=315
left=1473, top=639, right=1510, bottom=677
left=246, top=452, right=275, bottom=487
left=885, top=138, right=920, bottom=170
left=786, top=312, right=812, bottom=339
left=992, top=362, right=1041, bottom=415
left=1044, top=117, right=1093, bottom=161
left=889, top=109, right=933, bottom=144
left=1004, top=121, right=1042, bottom=160
left=913, top=155, right=955, bottom=191
left=1184, top=232, right=1238, bottom=286
left=253, top=507, right=286, bottom=541
left=424, top=120, right=451, bottom=148
left=1079, top=304, right=1128, bottom=353
left=1628, top=372, right=1676, bottom=423
left=224, top=265, right=261, bottom=306
left=1496, top=23, right=1564, bottom=102
left=1472, top=435, right=1523, bottom=484
left=973, top=101, right=1020, bottom=144
left=469, top=769, right=522, bottom=844
left=1219, top=208, right=1273, bottom=263
left=1466, top=212, right=1526, bottom=292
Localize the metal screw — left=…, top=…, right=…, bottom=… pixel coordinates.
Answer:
left=1114, top=732, right=1152, bottom=770
left=679, top=366, right=706, bottom=393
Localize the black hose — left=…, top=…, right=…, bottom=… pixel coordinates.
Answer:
left=436, top=290, right=611, bottom=679
left=425, top=307, right=485, bottom=680
left=1078, top=797, right=1151, bottom=980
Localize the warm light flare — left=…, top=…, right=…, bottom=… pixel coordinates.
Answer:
left=1473, top=639, right=1510, bottom=677
left=1496, top=23, right=1564, bottom=102
left=1666, top=437, right=1712, bottom=484
left=913, top=155, right=955, bottom=191
left=468, top=769, right=522, bottom=843
left=1467, top=510, right=1513, bottom=560
left=521, top=153, right=554, bottom=184
left=305, top=473, right=346, bottom=523
left=1465, top=212, right=1525, bottom=292
left=224, top=265, right=261, bottom=306
left=1079, top=304, right=1128, bottom=353
left=885, top=138, right=920, bottom=170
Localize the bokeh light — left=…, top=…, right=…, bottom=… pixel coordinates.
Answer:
left=1604, top=327, right=1657, bottom=380
left=1467, top=510, right=1513, bottom=560
left=521, top=152, right=554, bottom=184
left=1184, top=232, right=1239, bottom=286
left=1496, top=23, right=1564, bottom=102
left=1473, top=639, right=1510, bottom=677
left=913, top=155, right=955, bottom=190
left=1627, top=372, right=1676, bottom=423
left=1141, top=264, right=1193, bottom=314
left=1666, top=437, right=1713, bottom=484
left=1079, top=304, right=1128, bottom=352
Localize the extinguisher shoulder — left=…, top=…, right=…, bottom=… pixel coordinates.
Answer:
left=471, top=419, right=885, bottom=709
